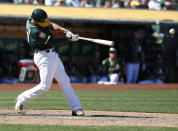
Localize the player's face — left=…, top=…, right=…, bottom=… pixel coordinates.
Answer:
left=109, top=52, right=117, bottom=60
left=32, top=19, right=39, bottom=26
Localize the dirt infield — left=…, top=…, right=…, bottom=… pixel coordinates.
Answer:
left=0, top=109, right=178, bottom=127
left=0, top=83, right=178, bottom=127
left=0, top=83, right=178, bottom=91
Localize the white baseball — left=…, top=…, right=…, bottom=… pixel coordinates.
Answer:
left=169, top=28, right=175, bottom=35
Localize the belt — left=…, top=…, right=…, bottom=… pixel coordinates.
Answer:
left=34, top=48, right=55, bottom=54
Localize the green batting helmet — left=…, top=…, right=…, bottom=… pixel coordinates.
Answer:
left=31, top=8, right=50, bottom=27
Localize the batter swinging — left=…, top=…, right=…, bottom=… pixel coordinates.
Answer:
left=15, top=8, right=84, bottom=116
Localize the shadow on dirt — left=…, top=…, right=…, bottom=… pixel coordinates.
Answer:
left=87, top=115, right=156, bottom=119
left=0, top=113, right=69, bottom=117
left=0, top=113, right=156, bottom=119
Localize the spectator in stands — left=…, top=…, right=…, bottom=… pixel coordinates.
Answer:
left=104, top=0, right=112, bottom=8
left=13, top=0, right=22, bottom=4
left=66, top=0, right=81, bottom=7
left=96, top=0, right=106, bottom=7
left=54, top=0, right=66, bottom=6
left=81, top=0, right=94, bottom=7
left=139, top=0, right=149, bottom=8
left=13, top=0, right=33, bottom=4
left=45, top=0, right=58, bottom=6
left=0, top=0, right=13, bottom=2
left=85, top=49, right=103, bottom=83
left=162, top=0, right=177, bottom=10
left=124, top=0, right=131, bottom=7
left=13, top=0, right=20, bottom=4
left=25, top=0, right=33, bottom=4
left=128, top=0, right=148, bottom=8
left=125, top=31, right=145, bottom=83
left=33, top=0, right=44, bottom=5
left=97, top=47, right=122, bottom=85
left=148, top=0, right=162, bottom=10
left=112, top=0, right=123, bottom=8
left=130, top=0, right=140, bottom=8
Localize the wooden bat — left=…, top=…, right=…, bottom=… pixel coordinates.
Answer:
left=78, top=37, right=114, bottom=46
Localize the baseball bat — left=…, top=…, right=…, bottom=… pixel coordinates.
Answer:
left=78, top=37, right=114, bottom=46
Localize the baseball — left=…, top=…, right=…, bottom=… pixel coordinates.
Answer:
left=169, top=28, right=175, bottom=35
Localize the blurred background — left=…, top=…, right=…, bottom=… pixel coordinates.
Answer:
left=0, top=0, right=178, bottom=84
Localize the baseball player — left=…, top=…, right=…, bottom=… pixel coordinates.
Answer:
left=97, top=47, right=121, bottom=85
left=15, top=8, right=84, bottom=116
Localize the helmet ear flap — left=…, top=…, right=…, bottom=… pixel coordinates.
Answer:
left=37, top=19, right=50, bottom=27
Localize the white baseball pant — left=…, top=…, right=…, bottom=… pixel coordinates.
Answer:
left=16, top=51, right=82, bottom=111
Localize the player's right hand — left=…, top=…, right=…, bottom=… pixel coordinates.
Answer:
left=71, top=34, right=79, bottom=42
left=66, top=30, right=79, bottom=42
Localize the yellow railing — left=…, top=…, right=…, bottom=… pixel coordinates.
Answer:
left=0, top=4, right=178, bottom=22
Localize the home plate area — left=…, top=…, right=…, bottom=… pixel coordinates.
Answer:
left=0, top=109, right=178, bottom=127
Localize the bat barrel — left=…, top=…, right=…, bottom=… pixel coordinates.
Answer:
left=78, top=37, right=114, bottom=46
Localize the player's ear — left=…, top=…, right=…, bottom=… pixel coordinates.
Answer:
left=32, top=19, right=37, bottom=25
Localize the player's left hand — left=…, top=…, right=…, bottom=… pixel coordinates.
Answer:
left=66, top=30, right=73, bottom=39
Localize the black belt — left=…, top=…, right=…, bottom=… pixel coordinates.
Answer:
left=34, top=48, right=55, bottom=53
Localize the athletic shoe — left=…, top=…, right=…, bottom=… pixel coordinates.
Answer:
left=15, top=103, right=24, bottom=114
left=15, top=98, right=24, bottom=114
left=72, top=109, right=85, bottom=116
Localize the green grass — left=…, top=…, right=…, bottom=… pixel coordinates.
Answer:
left=0, top=90, right=178, bottom=113
left=0, top=90, right=178, bottom=130
left=0, top=124, right=177, bottom=131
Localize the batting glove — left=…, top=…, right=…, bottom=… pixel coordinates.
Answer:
left=71, top=34, right=79, bottom=42
left=66, top=30, right=73, bottom=39
left=66, top=30, right=79, bottom=42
